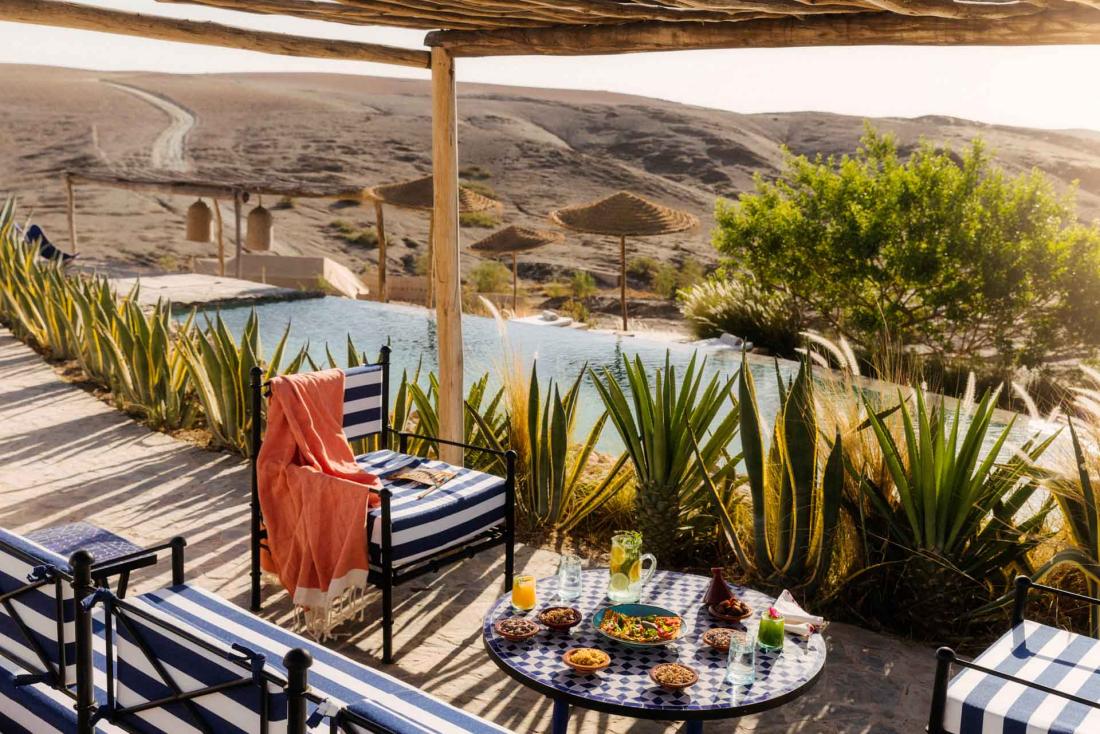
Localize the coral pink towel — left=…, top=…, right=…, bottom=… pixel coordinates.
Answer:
left=257, top=369, right=380, bottom=632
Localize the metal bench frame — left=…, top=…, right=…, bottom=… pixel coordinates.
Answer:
left=928, top=575, right=1100, bottom=734
left=248, top=345, right=517, bottom=663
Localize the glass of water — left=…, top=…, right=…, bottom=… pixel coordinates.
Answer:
left=557, top=554, right=583, bottom=601
left=726, top=630, right=755, bottom=685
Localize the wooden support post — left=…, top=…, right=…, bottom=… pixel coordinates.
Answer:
left=64, top=173, right=77, bottom=253
left=233, top=191, right=244, bottom=279
left=511, top=252, right=518, bottom=313
left=374, top=200, right=388, bottom=303
left=431, top=47, right=464, bottom=467
left=619, top=234, right=628, bottom=332
left=426, top=213, right=435, bottom=309
left=213, top=198, right=225, bottom=276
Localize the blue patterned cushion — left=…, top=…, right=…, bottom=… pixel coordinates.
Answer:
left=25, top=522, right=142, bottom=564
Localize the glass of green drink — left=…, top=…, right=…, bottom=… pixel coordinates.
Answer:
left=757, top=607, right=785, bottom=651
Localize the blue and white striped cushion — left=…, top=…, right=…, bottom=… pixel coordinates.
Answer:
left=113, top=594, right=289, bottom=734
left=0, top=619, right=124, bottom=734
left=358, top=450, right=507, bottom=572
left=343, top=365, right=384, bottom=441
left=0, top=528, right=76, bottom=687
left=25, top=522, right=143, bottom=565
left=134, top=584, right=509, bottom=733
left=945, top=620, right=1100, bottom=733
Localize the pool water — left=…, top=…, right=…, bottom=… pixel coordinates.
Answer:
left=194, top=296, right=793, bottom=453
left=194, top=296, right=1051, bottom=458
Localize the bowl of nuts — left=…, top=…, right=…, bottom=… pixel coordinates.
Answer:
left=709, top=597, right=752, bottom=623
left=649, top=663, right=699, bottom=693
left=563, top=647, right=611, bottom=674
left=701, top=627, right=739, bottom=653
left=538, top=606, right=582, bottom=631
left=494, top=616, right=540, bottom=642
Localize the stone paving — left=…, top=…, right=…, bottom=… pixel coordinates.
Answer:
left=104, top=272, right=300, bottom=308
left=0, top=327, right=936, bottom=733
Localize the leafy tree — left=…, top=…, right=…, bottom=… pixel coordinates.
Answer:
left=713, top=126, right=1100, bottom=367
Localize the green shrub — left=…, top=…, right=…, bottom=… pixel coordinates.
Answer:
left=468, top=261, right=511, bottom=293
left=460, top=180, right=497, bottom=199
left=570, top=270, right=597, bottom=299
left=330, top=219, right=377, bottom=248
left=714, top=125, right=1100, bottom=368
left=460, top=165, right=492, bottom=181
left=459, top=211, right=499, bottom=229
left=678, top=275, right=802, bottom=354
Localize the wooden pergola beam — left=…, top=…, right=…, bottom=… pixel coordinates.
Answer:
left=0, top=0, right=430, bottom=69
left=426, top=10, right=1100, bottom=56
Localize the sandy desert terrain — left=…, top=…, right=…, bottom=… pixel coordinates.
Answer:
left=3, top=64, right=1100, bottom=289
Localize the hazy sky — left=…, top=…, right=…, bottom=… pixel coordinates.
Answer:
left=3, top=1, right=1100, bottom=132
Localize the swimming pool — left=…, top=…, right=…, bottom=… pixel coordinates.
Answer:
left=196, top=296, right=1049, bottom=457
left=195, top=296, right=792, bottom=453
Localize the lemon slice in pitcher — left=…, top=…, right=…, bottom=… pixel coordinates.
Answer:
left=609, top=572, right=630, bottom=593
left=610, top=544, right=626, bottom=572
left=629, top=559, right=642, bottom=583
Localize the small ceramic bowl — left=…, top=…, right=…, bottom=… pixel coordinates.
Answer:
left=649, top=663, right=699, bottom=693
left=701, top=627, right=739, bottom=653
left=708, top=599, right=753, bottom=623
left=494, top=617, right=540, bottom=642
left=538, top=606, right=582, bottom=631
left=563, top=648, right=611, bottom=674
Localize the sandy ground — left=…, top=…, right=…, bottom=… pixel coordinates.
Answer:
left=4, top=64, right=1100, bottom=292
left=0, top=326, right=940, bottom=733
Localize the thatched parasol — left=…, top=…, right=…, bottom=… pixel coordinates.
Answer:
left=469, top=225, right=563, bottom=312
left=550, top=191, right=697, bottom=330
left=366, top=175, right=500, bottom=304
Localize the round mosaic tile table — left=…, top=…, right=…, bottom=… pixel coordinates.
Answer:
left=482, top=569, right=826, bottom=733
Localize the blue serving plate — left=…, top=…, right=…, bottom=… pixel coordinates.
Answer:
left=592, top=603, right=684, bottom=648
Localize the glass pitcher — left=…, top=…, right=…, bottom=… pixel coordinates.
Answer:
left=607, top=531, right=656, bottom=603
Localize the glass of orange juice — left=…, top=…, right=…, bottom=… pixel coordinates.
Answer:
left=512, top=575, right=537, bottom=613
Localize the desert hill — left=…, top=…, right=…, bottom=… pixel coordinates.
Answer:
left=3, top=64, right=1100, bottom=285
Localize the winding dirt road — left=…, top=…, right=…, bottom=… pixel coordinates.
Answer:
left=103, top=81, right=194, bottom=171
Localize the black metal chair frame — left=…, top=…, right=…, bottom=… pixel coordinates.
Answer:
left=0, top=534, right=169, bottom=693
left=928, top=575, right=1100, bottom=734
left=248, top=345, right=517, bottom=664
left=65, top=540, right=315, bottom=734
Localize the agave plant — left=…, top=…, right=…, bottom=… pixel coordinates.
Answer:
left=179, top=310, right=307, bottom=454
left=704, top=355, right=845, bottom=591
left=469, top=362, right=630, bottom=533
left=1032, top=420, right=1100, bottom=636
left=860, top=387, right=1055, bottom=631
left=591, top=352, right=739, bottom=564
left=94, top=296, right=196, bottom=431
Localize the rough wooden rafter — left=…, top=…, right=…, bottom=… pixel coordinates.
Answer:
left=426, top=8, right=1100, bottom=56
left=0, top=0, right=430, bottom=68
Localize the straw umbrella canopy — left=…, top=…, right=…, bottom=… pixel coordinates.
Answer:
left=469, top=225, right=563, bottom=312
left=550, top=191, right=697, bottom=330
left=366, top=175, right=499, bottom=304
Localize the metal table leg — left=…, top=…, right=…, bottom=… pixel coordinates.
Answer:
left=551, top=698, right=569, bottom=734
left=686, top=720, right=703, bottom=734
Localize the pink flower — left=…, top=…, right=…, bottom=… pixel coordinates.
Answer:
left=768, top=606, right=781, bottom=619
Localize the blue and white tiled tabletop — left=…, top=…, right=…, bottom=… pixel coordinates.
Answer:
left=482, top=569, right=826, bottom=721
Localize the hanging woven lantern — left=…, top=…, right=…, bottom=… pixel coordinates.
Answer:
left=246, top=199, right=273, bottom=252
left=185, top=199, right=212, bottom=243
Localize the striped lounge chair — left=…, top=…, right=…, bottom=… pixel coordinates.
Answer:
left=248, top=347, right=517, bottom=664
left=929, top=576, right=1100, bottom=733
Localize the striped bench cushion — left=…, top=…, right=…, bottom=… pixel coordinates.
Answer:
left=112, top=594, right=289, bottom=734
left=343, top=364, right=384, bottom=441
left=0, top=527, right=76, bottom=687
left=25, top=522, right=143, bottom=565
left=358, top=450, right=507, bottom=573
left=134, top=583, right=509, bottom=733
left=945, top=620, right=1100, bottom=733
left=0, top=617, right=123, bottom=734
